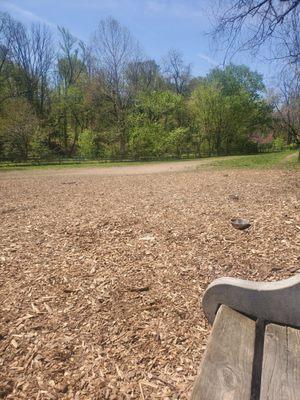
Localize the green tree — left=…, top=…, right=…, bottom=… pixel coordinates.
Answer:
left=51, top=27, right=89, bottom=156
left=93, top=18, right=141, bottom=157
left=189, top=75, right=271, bottom=155
left=205, top=64, right=265, bottom=99
left=128, top=91, right=185, bottom=158
left=0, top=98, right=38, bottom=160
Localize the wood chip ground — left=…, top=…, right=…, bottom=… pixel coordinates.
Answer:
left=0, top=165, right=299, bottom=399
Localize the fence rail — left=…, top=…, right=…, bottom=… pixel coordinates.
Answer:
left=0, top=147, right=295, bottom=167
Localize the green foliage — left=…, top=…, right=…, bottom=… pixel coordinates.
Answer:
left=205, top=64, right=265, bottom=99
left=272, top=137, right=285, bottom=151
left=189, top=70, right=271, bottom=156
left=0, top=98, right=38, bottom=160
left=165, top=127, right=189, bottom=156
left=0, top=12, right=294, bottom=162
left=78, top=129, right=95, bottom=158
left=128, top=90, right=186, bottom=158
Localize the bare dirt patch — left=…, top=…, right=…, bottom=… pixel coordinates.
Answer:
left=0, top=166, right=299, bottom=399
left=0, top=159, right=211, bottom=178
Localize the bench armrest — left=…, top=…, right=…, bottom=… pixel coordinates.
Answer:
left=202, top=274, right=300, bottom=327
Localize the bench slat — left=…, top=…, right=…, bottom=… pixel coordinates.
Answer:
left=191, top=305, right=256, bottom=400
left=260, top=323, right=300, bottom=399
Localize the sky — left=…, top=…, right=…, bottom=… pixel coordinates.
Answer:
left=1, top=0, right=276, bottom=84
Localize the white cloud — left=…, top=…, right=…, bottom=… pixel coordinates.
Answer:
left=198, top=53, right=218, bottom=66
left=2, top=1, right=55, bottom=27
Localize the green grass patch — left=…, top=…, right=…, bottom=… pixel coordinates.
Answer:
left=203, top=151, right=300, bottom=170
left=0, top=160, right=147, bottom=171
left=1, top=151, right=299, bottom=172
left=0, top=157, right=196, bottom=171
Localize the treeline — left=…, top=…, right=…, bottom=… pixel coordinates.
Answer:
left=0, top=13, right=299, bottom=161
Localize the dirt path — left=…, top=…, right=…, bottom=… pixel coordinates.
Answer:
left=280, top=151, right=298, bottom=162
left=0, top=158, right=217, bottom=178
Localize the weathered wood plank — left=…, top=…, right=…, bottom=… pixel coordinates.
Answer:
left=191, top=305, right=256, bottom=400
left=260, top=323, right=300, bottom=400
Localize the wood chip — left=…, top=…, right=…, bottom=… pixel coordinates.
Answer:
left=128, top=286, right=150, bottom=292
left=0, top=166, right=299, bottom=399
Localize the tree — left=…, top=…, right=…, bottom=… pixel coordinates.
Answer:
left=7, top=19, right=53, bottom=114
left=0, top=98, right=38, bottom=160
left=213, top=0, right=300, bottom=66
left=0, top=12, right=13, bottom=75
left=57, top=27, right=87, bottom=89
left=162, top=49, right=191, bottom=95
left=189, top=74, right=271, bottom=155
left=53, top=27, right=89, bottom=155
left=93, top=17, right=141, bottom=157
left=0, top=11, right=288, bottom=162
left=272, top=71, right=300, bottom=146
left=0, top=13, right=15, bottom=107
left=126, top=59, right=164, bottom=94
left=0, top=13, right=53, bottom=113
left=128, top=90, right=185, bottom=158
left=212, top=2, right=300, bottom=158
left=205, top=64, right=265, bottom=99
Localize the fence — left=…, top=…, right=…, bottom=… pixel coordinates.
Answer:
left=0, top=146, right=295, bottom=168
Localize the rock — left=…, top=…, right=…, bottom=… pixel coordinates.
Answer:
left=231, top=218, right=251, bottom=230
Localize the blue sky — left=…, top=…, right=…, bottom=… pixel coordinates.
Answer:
left=2, top=0, right=275, bottom=83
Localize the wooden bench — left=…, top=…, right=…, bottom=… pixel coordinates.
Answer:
left=191, top=275, right=300, bottom=400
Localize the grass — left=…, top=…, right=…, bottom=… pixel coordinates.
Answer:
left=0, top=156, right=208, bottom=171
left=203, top=150, right=300, bottom=170
left=0, top=150, right=299, bottom=171
left=0, top=160, right=147, bottom=171
left=0, top=156, right=202, bottom=171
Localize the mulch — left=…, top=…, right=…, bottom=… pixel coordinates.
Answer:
left=0, top=167, right=299, bottom=399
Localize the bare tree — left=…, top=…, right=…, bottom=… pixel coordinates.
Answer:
left=31, top=24, right=54, bottom=114
left=58, top=26, right=88, bottom=89
left=0, top=13, right=15, bottom=106
left=126, top=59, right=162, bottom=94
left=162, top=49, right=191, bottom=95
left=0, top=12, right=13, bottom=75
left=272, top=70, right=300, bottom=145
left=213, top=0, right=300, bottom=66
left=212, top=1, right=300, bottom=158
left=93, top=17, right=141, bottom=156
left=0, top=14, right=54, bottom=113
left=6, top=18, right=54, bottom=114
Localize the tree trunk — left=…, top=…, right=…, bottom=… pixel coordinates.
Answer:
left=63, top=112, right=68, bottom=156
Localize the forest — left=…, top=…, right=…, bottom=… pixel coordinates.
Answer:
left=0, top=12, right=299, bottom=162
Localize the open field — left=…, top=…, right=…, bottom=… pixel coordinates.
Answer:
left=0, top=161, right=300, bottom=399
